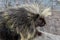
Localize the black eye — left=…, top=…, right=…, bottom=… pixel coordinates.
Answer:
left=33, top=14, right=39, bottom=21
left=35, top=14, right=39, bottom=18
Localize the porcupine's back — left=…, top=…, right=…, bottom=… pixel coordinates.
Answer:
left=3, top=8, right=36, bottom=40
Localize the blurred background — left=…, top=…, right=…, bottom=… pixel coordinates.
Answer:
left=0, top=0, right=60, bottom=35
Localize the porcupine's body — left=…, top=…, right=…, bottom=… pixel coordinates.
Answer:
left=0, top=4, right=51, bottom=40
left=3, top=8, right=36, bottom=40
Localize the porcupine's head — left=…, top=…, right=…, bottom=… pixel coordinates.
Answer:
left=2, top=3, right=51, bottom=40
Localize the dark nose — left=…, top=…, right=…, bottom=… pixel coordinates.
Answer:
left=35, top=17, right=46, bottom=27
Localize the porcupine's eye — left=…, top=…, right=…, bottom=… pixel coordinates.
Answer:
left=33, top=14, right=39, bottom=21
